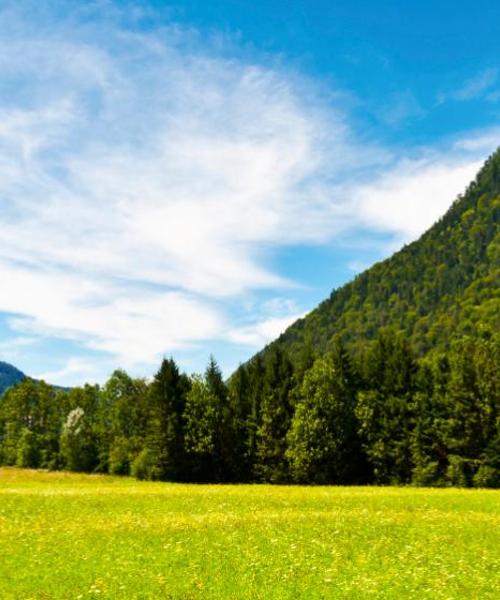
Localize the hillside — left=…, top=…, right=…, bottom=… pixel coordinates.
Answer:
left=0, top=362, right=26, bottom=396
left=263, top=148, right=500, bottom=363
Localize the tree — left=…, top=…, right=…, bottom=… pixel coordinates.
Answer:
left=254, top=348, right=294, bottom=482
left=145, top=358, right=190, bottom=481
left=287, top=340, right=364, bottom=484
left=16, top=427, right=39, bottom=468
left=227, top=364, right=252, bottom=481
left=183, top=357, right=234, bottom=482
left=0, top=379, right=62, bottom=469
left=100, top=370, right=149, bottom=475
left=356, top=330, right=418, bottom=484
left=60, top=407, right=97, bottom=472
left=410, top=354, right=451, bottom=486
left=443, top=335, right=499, bottom=486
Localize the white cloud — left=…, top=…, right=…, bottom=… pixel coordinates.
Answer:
left=0, top=261, right=222, bottom=366
left=0, top=336, right=36, bottom=363
left=33, top=357, right=99, bottom=385
left=0, top=3, right=363, bottom=368
left=352, top=156, right=483, bottom=241
left=0, top=2, right=497, bottom=379
left=453, top=127, right=500, bottom=152
left=228, top=313, right=305, bottom=348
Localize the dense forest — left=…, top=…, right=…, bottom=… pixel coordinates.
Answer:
left=0, top=150, right=499, bottom=487
left=264, top=147, right=500, bottom=364
left=0, top=332, right=498, bottom=487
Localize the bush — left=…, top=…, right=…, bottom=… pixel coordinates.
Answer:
left=109, top=437, right=131, bottom=475
left=446, top=456, right=480, bottom=487
left=473, top=465, right=500, bottom=488
left=16, top=428, right=39, bottom=468
left=412, top=461, right=445, bottom=487
left=131, top=448, right=158, bottom=481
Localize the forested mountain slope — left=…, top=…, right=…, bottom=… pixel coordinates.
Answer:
left=0, top=362, right=26, bottom=396
left=264, top=148, right=500, bottom=363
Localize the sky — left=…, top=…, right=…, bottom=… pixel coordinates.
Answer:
left=0, top=0, right=499, bottom=385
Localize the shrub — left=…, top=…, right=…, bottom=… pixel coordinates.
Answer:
left=473, top=465, right=500, bottom=488
left=131, top=448, right=158, bottom=481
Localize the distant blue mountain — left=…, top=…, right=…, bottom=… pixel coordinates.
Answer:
left=0, top=361, right=26, bottom=396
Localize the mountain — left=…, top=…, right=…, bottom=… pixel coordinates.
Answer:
left=260, top=148, right=500, bottom=364
left=0, top=362, right=26, bottom=396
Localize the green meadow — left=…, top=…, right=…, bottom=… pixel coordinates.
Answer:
left=1, top=469, right=499, bottom=599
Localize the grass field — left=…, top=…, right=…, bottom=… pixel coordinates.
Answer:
left=1, top=469, right=499, bottom=599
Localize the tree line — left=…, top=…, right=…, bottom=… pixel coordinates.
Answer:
left=0, top=328, right=498, bottom=487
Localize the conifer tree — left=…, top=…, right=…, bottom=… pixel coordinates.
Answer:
left=145, top=358, right=190, bottom=481
left=183, top=357, right=234, bottom=482
left=254, top=348, right=294, bottom=482
left=356, top=330, right=418, bottom=483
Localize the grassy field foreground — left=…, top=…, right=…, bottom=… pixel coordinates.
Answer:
left=1, top=469, right=499, bottom=599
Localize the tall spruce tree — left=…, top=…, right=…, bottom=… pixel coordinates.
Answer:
left=254, top=348, right=294, bottom=483
left=145, top=358, right=190, bottom=481
left=410, top=354, right=451, bottom=485
left=228, top=364, right=252, bottom=481
left=183, top=357, right=234, bottom=482
left=356, top=330, right=419, bottom=484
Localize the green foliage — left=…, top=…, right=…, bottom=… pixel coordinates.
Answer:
left=286, top=341, right=362, bottom=484
left=183, top=357, right=235, bottom=482
left=228, top=355, right=267, bottom=481
left=446, top=455, right=480, bottom=488
left=145, top=359, right=190, bottom=480
left=130, top=448, right=158, bottom=481
left=97, top=371, right=148, bottom=473
left=355, top=332, right=418, bottom=484
left=0, top=331, right=498, bottom=487
left=108, top=437, right=134, bottom=475
left=0, top=153, right=499, bottom=487
left=254, top=348, right=294, bottom=482
left=474, top=465, right=500, bottom=488
left=60, top=407, right=98, bottom=472
left=263, top=148, right=500, bottom=365
left=0, top=379, right=63, bottom=469
left=16, top=428, right=39, bottom=468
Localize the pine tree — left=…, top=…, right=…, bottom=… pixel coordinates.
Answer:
left=183, top=357, right=234, bottom=482
left=356, top=330, right=418, bottom=484
left=255, top=348, right=294, bottom=482
left=145, top=358, right=190, bottom=481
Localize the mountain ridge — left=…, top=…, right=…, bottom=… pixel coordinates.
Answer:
left=0, top=361, right=26, bottom=396
left=257, top=147, right=500, bottom=365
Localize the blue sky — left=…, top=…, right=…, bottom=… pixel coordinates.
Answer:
left=0, top=0, right=499, bottom=385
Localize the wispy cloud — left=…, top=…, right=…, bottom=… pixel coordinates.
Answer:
left=376, top=90, right=424, bottom=126
left=453, top=127, right=500, bottom=152
left=0, top=336, right=36, bottom=363
left=486, top=90, right=500, bottom=102
left=439, top=67, right=498, bottom=103
left=0, top=1, right=369, bottom=371
left=0, top=2, right=497, bottom=383
left=34, top=357, right=99, bottom=385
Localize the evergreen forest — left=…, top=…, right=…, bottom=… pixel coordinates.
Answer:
left=0, top=149, right=499, bottom=488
